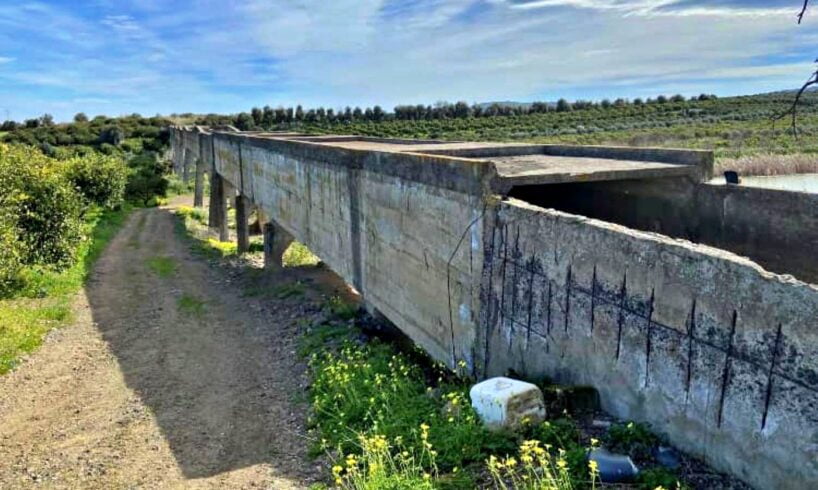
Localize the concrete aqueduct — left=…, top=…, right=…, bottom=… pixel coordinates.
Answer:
left=170, top=126, right=818, bottom=489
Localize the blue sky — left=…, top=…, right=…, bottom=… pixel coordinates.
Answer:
left=0, top=0, right=816, bottom=122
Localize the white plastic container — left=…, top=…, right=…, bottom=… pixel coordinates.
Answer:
left=469, top=377, right=546, bottom=430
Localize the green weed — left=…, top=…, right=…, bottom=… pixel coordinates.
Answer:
left=166, top=174, right=194, bottom=196
left=297, top=322, right=351, bottom=358
left=274, top=281, right=306, bottom=299
left=636, top=468, right=687, bottom=490
left=325, top=295, right=358, bottom=320
left=283, top=242, right=321, bottom=267
left=177, top=294, right=205, bottom=315
left=146, top=256, right=176, bottom=278
left=176, top=205, right=207, bottom=225
left=604, top=421, right=658, bottom=460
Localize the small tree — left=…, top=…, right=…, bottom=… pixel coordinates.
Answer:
left=73, top=112, right=89, bottom=123
left=556, top=98, right=572, bottom=112
left=99, top=125, right=124, bottom=145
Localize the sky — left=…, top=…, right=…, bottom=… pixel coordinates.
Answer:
left=0, top=0, right=816, bottom=122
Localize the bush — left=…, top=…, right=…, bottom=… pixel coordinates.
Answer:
left=0, top=212, right=23, bottom=295
left=0, top=144, right=83, bottom=269
left=125, top=152, right=168, bottom=206
left=62, top=153, right=128, bottom=208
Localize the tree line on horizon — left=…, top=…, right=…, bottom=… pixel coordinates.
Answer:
left=189, top=93, right=719, bottom=130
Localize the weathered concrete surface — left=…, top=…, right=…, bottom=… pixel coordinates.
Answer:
left=172, top=128, right=817, bottom=489
left=512, top=177, right=818, bottom=283
left=478, top=198, right=818, bottom=490
left=210, top=133, right=494, bottom=365
left=181, top=127, right=202, bottom=183
left=263, top=221, right=294, bottom=269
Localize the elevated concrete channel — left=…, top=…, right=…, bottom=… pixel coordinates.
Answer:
left=170, top=126, right=818, bottom=489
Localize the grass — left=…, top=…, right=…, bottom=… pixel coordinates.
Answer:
left=166, top=174, right=195, bottom=197
left=0, top=204, right=132, bottom=374
left=715, top=153, right=818, bottom=176
left=174, top=202, right=323, bottom=268
left=176, top=205, right=207, bottom=225
left=177, top=293, right=205, bottom=315
left=284, top=242, right=321, bottom=267
left=303, top=304, right=693, bottom=489
left=303, top=315, right=600, bottom=489
left=146, top=256, right=176, bottom=278
left=273, top=281, right=307, bottom=299
left=241, top=280, right=306, bottom=299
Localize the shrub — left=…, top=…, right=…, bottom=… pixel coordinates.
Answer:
left=0, top=212, right=23, bottom=295
left=0, top=144, right=83, bottom=268
left=125, top=153, right=168, bottom=206
left=62, top=153, right=128, bottom=208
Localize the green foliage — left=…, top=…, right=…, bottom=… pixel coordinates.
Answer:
left=3, top=114, right=170, bottom=156
left=282, top=241, right=321, bottom=267
left=530, top=418, right=582, bottom=450
left=166, top=173, right=194, bottom=196
left=146, top=256, right=176, bottom=278
left=325, top=295, right=358, bottom=320
left=604, top=421, right=658, bottom=460
left=125, top=152, right=168, bottom=206
left=332, top=433, right=438, bottom=490
left=308, top=339, right=516, bottom=473
left=0, top=214, right=22, bottom=295
left=176, top=205, right=207, bottom=224
left=62, top=152, right=128, bottom=208
left=0, top=205, right=131, bottom=373
left=276, top=91, right=818, bottom=161
left=0, top=144, right=83, bottom=273
left=636, top=468, right=687, bottom=490
left=272, top=280, right=306, bottom=299
left=177, top=293, right=205, bottom=315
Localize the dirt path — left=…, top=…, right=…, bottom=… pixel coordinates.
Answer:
left=0, top=204, right=328, bottom=489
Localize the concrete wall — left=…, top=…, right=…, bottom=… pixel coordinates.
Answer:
left=478, top=198, right=818, bottom=489
left=510, top=177, right=818, bottom=284
left=211, top=133, right=494, bottom=366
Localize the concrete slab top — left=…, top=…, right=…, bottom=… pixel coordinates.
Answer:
left=293, top=139, right=516, bottom=153
left=488, top=154, right=698, bottom=186
left=213, top=131, right=709, bottom=187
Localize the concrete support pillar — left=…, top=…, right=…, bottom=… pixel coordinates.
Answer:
left=209, top=172, right=229, bottom=242
left=263, top=221, right=294, bottom=269
left=235, top=194, right=250, bottom=254
left=193, top=158, right=205, bottom=207
left=182, top=148, right=194, bottom=183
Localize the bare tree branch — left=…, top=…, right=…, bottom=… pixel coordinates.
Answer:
left=798, top=0, right=810, bottom=24
left=772, top=0, right=814, bottom=137
left=773, top=68, right=818, bottom=137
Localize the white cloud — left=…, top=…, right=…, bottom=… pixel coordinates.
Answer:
left=2, top=0, right=816, bottom=121
left=0, top=56, right=14, bottom=64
